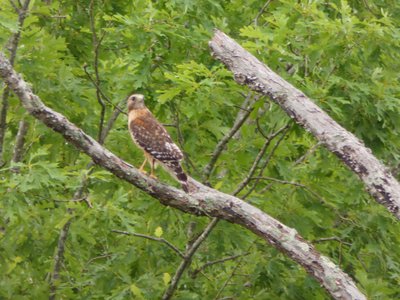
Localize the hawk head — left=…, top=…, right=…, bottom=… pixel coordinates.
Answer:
left=127, top=94, right=145, bottom=111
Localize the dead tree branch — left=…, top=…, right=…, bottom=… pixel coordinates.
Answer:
left=0, top=51, right=366, bottom=300
left=209, top=29, right=400, bottom=220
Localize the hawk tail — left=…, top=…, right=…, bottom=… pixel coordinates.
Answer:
left=164, top=161, right=189, bottom=193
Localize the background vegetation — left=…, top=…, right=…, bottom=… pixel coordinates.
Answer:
left=1, top=0, right=400, bottom=299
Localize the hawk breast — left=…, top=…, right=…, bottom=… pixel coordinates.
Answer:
left=129, top=111, right=183, bottom=162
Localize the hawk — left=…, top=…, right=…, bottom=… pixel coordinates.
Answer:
left=127, top=94, right=189, bottom=193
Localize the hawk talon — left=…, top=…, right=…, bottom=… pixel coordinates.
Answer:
left=150, top=174, right=158, bottom=180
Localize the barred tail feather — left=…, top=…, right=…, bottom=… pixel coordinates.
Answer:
left=163, top=160, right=189, bottom=193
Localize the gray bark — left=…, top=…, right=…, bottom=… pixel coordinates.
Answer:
left=209, top=30, right=400, bottom=220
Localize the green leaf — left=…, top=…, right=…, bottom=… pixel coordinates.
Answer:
left=130, top=284, right=144, bottom=299
left=154, top=226, right=163, bottom=238
left=163, top=273, right=171, bottom=286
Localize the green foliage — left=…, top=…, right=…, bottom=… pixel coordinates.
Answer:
left=1, top=0, right=400, bottom=299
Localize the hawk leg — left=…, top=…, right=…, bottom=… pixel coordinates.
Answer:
left=149, top=157, right=157, bottom=179
left=139, top=157, right=148, bottom=174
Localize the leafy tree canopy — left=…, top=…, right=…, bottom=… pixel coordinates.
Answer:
left=1, top=0, right=400, bottom=299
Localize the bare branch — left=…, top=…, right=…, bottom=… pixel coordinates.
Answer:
left=209, top=29, right=400, bottom=219
left=241, top=125, right=291, bottom=198
left=234, top=124, right=289, bottom=196
left=170, top=105, right=198, bottom=175
left=0, top=51, right=367, bottom=300
left=253, top=0, right=273, bottom=26
left=83, top=64, right=126, bottom=116
left=10, top=118, right=29, bottom=172
left=313, top=237, right=352, bottom=247
left=49, top=217, right=73, bottom=300
left=85, top=253, right=113, bottom=266
left=99, top=99, right=126, bottom=143
left=8, top=0, right=19, bottom=13
left=112, top=230, right=185, bottom=258
left=191, top=252, right=250, bottom=278
left=88, top=0, right=106, bottom=142
left=214, top=244, right=251, bottom=300
left=294, top=141, right=322, bottom=165
left=203, top=93, right=255, bottom=182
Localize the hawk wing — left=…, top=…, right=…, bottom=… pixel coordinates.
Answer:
left=129, top=114, right=183, bottom=162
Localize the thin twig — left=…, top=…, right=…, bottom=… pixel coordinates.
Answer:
left=11, top=118, right=29, bottom=172
left=83, top=64, right=126, bottom=115
left=255, top=117, right=271, bottom=140
left=112, top=230, right=185, bottom=258
left=361, top=0, right=377, bottom=14
left=241, top=125, right=291, bottom=198
left=0, top=0, right=30, bottom=167
left=233, top=124, right=289, bottom=196
left=99, top=99, right=125, bottom=144
left=89, top=0, right=106, bottom=142
left=249, top=176, right=332, bottom=208
left=214, top=243, right=254, bottom=299
left=162, top=218, right=219, bottom=300
left=203, top=93, right=255, bottom=182
left=171, top=104, right=198, bottom=175
left=253, top=0, right=273, bottom=26
left=294, top=141, right=322, bottom=165
left=85, top=254, right=113, bottom=266
left=190, top=252, right=250, bottom=278
left=8, top=0, right=19, bottom=13
left=49, top=217, right=74, bottom=300
left=313, top=237, right=352, bottom=247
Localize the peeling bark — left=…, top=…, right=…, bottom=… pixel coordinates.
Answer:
left=209, top=30, right=400, bottom=220
left=0, top=52, right=366, bottom=300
